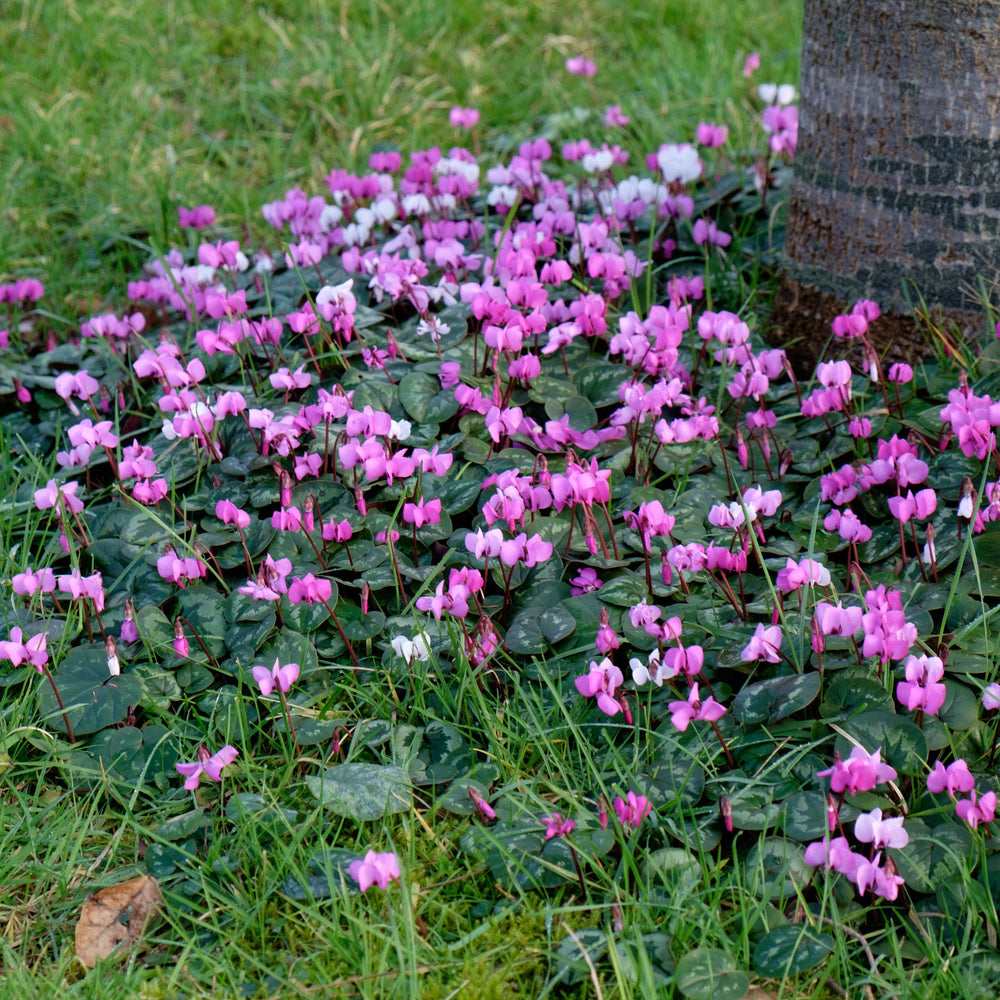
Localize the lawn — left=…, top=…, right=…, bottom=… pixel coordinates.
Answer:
left=6, top=3, right=1000, bottom=1000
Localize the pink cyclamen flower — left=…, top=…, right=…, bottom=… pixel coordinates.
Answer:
left=252, top=658, right=300, bottom=696
left=695, top=122, right=729, bottom=148
left=402, top=497, right=442, bottom=528
left=816, top=746, right=897, bottom=795
left=776, top=557, right=831, bottom=592
left=743, top=52, right=760, bottom=77
left=570, top=567, right=603, bottom=595
left=603, top=105, right=629, bottom=127
left=854, top=853, right=905, bottom=901
left=216, top=499, right=250, bottom=529
left=543, top=813, right=576, bottom=840
left=175, top=745, right=238, bottom=790
left=575, top=657, right=624, bottom=716
left=565, top=55, right=597, bottom=77
left=984, top=683, right=1000, bottom=711
left=742, top=623, right=782, bottom=663
left=12, top=566, right=57, bottom=597
left=926, top=759, right=976, bottom=798
left=613, top=791, right=652, bottom=828
left=956, top=789, right=997, bottom=830
left=448, top=106, right=480, bottom=128
left=349, top=850, right=401, bottom=892
left=0, top=627, right=48, bottom=670
left=896, top=654, right=946, bottom=715
left=467, top=786, right=496, bottom=820
left=804, top=836, right=865, bottom=879
left=287, top=574, right=332, bottom=605
left=178, top=205, right=216, bottom=229
left=668, top=683, right=726, bottom=732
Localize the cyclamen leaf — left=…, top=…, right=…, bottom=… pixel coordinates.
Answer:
left=753, top=925, right=833, bottom=978
left=674, top=948, right=749, bottom=1000
left=731, top=672, right=821, bottom=724
left=306, top=763, right=411, bottom=820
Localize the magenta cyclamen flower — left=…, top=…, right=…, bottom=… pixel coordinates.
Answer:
left=575, top=657, right=624, bottom=716
left=816, top=746, right=897, bottom=795
left=0, top=627, right=48, bottom=671
left=543, top=814, right=576, bottom=840
left=742, top=623, right=782, bottom=663
left=613, top=791, right=652, bottom=828
left=216, top=499, right=251, bottom=528
left=984, top=683, right=1000, bottom=711
left=956, top=789, right=997, bottom=829
left=349, top=850, right=401, bottom=892
left=896, top=654, right=946, bottom=715
left=175, top=744, right=238, bottom=790
left=287, top=574, right=332, bottom=605
left=926, top=759, right=976, bottom=798
left=668, top=683, right=726, bottom=732
left=565, top=55, right=596, bottom=77
left=448, top=106, right=480, bottom=128
left=252, top=658, right=300, bottom=696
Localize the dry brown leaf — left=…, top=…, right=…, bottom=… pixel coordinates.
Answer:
left=740, top=989, right=778, bottom=1000
left=74, top=874, right=163, bottom=968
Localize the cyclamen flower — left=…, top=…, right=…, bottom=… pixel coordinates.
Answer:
left=349, top=850, right=401, bottom=892
left=854, top=808, right=908, bottom=849
left=668, top=683, right=726, bottom=732
left=776, top=557, right=831, bottom=592
left=565, top=55, right=597, bottom=77
left=178, top=205, right=216, bottom=228
left=288, top=574, right=332, bottom=605
left=216, top=499, right=250, bottom=528
left=252, top=658, right=300, bottom=696
left=816, top=747, right=897, bottom=795
left=175, top=745, right=238, bottom=790
left=570, top=567, right=603, bottom=595
left=896, top=654, right=946, bottom=715
left=983, top=684, right=1000, bottom=711
left=0, top=627, right=48, bottom=670
left=402, top=497, right=442, bottom=528
left=926, top=759, right=976, bottom=798
left=12, top=566, right=56, bottom=597
left=854, top=853, right=905, bottom=901
left=448, top=106, right=480, bottom=128
left=613, top=791, right=652, bottom=827
left=544, top=814, right=576, bottom=840
left=391, top=633, right=431, bottom=663
left=956, top=789, right=997, bottom=829
left=742, top=623, right=782, bottom=663
left=575, top=657, right=624, bottom=716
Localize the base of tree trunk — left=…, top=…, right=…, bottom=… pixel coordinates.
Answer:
left=768, top=275, right=985, bottom=378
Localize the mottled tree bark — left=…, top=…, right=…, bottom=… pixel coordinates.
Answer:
left=782, top=0, right=1000, bottom=327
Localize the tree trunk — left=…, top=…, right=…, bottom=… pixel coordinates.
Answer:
left=776, top=0, right=1000, bottom=368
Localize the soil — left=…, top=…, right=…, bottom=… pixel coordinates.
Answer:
left=766, top=275, right=987, bottom=378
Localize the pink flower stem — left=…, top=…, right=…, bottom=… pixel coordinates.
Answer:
left=319, top=597, right=360, bottom=670
left=709, top=720, right=735, bottom=769
left=909, top=522, right=927, bottom=581
left=299, top=523, right=329, bottom=570
left=277, top=687, right=299, bottom=748
left=386, top=534, right=408, bottom=606
left=234, top=524, right=253, bottom=578
left=599, top=501, right=620, bottom=559
left=41, top=664, right=75, bottom=743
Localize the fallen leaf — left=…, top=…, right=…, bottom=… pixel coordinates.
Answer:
left=75, top=874, right=163, bottom=968
left=740, top=988, right=778, bottom=1000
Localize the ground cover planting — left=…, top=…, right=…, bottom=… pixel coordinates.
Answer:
left=5, top=7, right=1000, bottom=1000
